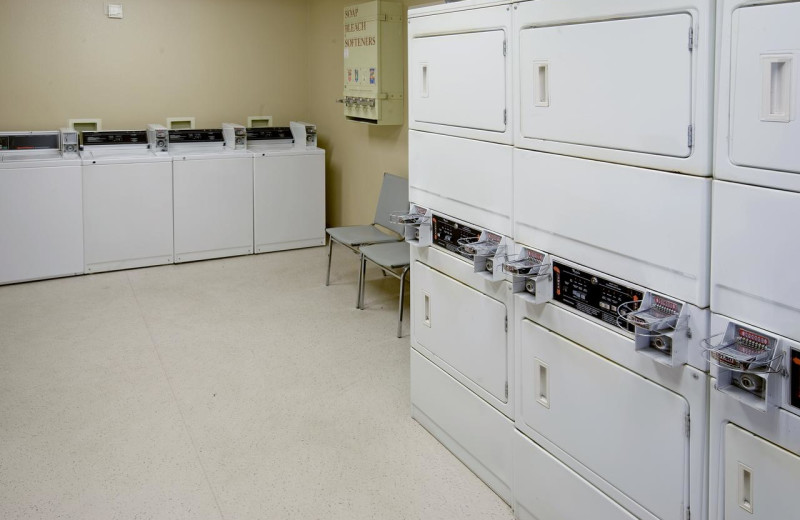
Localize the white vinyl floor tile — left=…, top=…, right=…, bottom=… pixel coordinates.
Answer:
left=0, top=246, right=512, bottom=520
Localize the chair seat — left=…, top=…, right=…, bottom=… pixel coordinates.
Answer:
left=327, top=225, right=400, bottom=247
left=360, top=241, right=410, bottom=269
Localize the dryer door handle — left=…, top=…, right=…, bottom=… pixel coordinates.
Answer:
left=738, top=463, right=754, bottom=514
left=534, top=358, right=550, bottom=409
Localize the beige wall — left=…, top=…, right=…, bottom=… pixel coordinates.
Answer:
left=0, top=0, right=310, bottom=131
left=0, top=0, right=439, bottom=228
left=307, top=0, right=440, bottom=227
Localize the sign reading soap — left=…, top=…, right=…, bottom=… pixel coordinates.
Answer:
left=344, top=6, right=376, bottom=48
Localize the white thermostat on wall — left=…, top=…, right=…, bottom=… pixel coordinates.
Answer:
left=342, top=1, right=403, bottom=125
left=106, top=4, right=123, bottom=19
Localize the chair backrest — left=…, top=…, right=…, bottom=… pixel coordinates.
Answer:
left=373, top=172, right=409, bottom=235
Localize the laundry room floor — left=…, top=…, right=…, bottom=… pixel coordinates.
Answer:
left=0, top=246, right=513, bottom=520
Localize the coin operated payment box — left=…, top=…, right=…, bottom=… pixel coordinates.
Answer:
left=343, top=1, right=403, bottom=125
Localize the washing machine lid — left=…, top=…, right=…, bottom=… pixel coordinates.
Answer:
left=0, top=150, right=80, bottom=167
left=81, top=148, right=169, bottom=164
left=168, top=146, right=251, bottom=160
left=251, top=146, right=324, bottom=157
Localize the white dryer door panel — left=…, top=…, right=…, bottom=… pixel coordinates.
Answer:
left=519, top=319, right=689, bottom=520
left=83, top=162, right=174, bottom=271
left=728, top=2, right=800, bottom=179
left=513, top=149, right=711, bottom=307
left=173, top=157, right=254, bottom=262
left=518, top=14, right=693, bottom=159
left=711, top=181, right=800, bottom=341
left=254, top=153, right=325, bottom=253
left=514, top=432, right=638, bottom=520
left=0, top=166, right=83, bottom=284
left=723, top=424, right=800, bottom=520
left=409, top=5, right=510, bottom=143
left=409, top=131, right=512, bottom=236
left=413, top=261, right=508, bottom=403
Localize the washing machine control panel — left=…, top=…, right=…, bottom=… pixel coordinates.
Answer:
left=552, top=261, right=643, bottom=332
left=431, top=215, right=481, bottom=261
left=168, top=129, right=224, bottom=143
left=81, top=131, right=148, bottom=147
left=246, top=127, right=293, bottom=142
left=0, top=133, right=59, bottom=151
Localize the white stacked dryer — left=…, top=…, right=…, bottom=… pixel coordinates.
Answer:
left=510, top=1, right=715, bottom=519
left=407, top=0, right=516, bottom=503
left=81, top=130, right=173, bottom=273
left=169, top=128, right=253, bottom=263
left=0, top=130, right=83, bottom=284
left=706, top=1, right=800, bottom=518
left=246, top=123, right=325, bottom=254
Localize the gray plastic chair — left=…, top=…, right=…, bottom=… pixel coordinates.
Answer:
left=325, top=172, right=409, bottom=286
left=357, top=241, right=411, bottom=338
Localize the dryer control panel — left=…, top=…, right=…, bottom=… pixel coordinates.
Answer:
left=552, top=261, right=643, bottom=332
left=431, top=215, right=481, bottom=261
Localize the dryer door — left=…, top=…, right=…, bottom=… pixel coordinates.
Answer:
left=518, top=13, right=693, bottom=159
left=723, top=424, right=800, bottom=519
left=728, top=2, right=800, bottom=178
left=410, top=31, right=506, bottom=133
left=409, top=5, right=510, bottom=142
left=412, top=261, right=508, bottom=405
left=519, top=318, right=689, bottom=520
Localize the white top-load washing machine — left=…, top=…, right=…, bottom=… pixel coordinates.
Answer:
left=169, top=127, right=253, bottom=263
left=704, top=2, right=800, bottom=519
left=80, top=130, right=173, bottom=273
left=0, top=129, right=83, bottom=284
left=244, top=122, right=325, bottom=254
left=408, top=0, right=514, bottom=237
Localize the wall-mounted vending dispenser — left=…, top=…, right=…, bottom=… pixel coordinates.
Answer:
left=343, top=0, right=403, bottom=125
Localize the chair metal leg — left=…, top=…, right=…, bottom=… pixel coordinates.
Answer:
left=357, top=253, right=366, bottom=309
left=397, top=267, right=409, bottom=338
left=325, top=237, right=333, bottom=286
